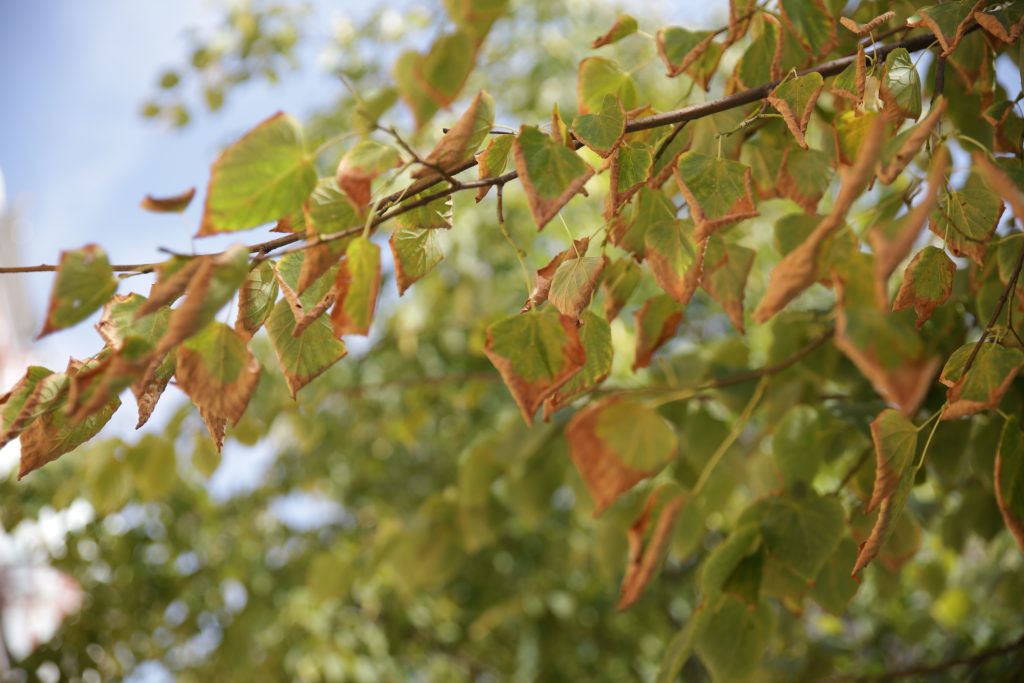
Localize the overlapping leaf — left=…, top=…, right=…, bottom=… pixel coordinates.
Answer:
left=908, top=1, right=987, bottom=56
left=39, top=245, right=118, bottom=338
left=675, top=153, right=758, bottom=240
left=644, top=219, right=704, bottom=304
left=701, top=237, right=755, bottom=333
left=767, top=72, right=824, bottom=149
left=892, top=246, right=955, bottom=328
left=940, top=343, right=1024, bottom=420
left=571, top=94, right=625, bottom=157
left=633, top=294, right=683, bottom=370
left=543, top=310, right=612, bottom=418
left=335, top=139, right=401, bottom=206
left=413, top=90, right=494, bottom=180
left=512, top=125, right=594, bottom=229
left=330, top=237, right=381, bottom=336
left=617, top=484, right=686, bottom=610
left=390, top=227, right=443, bottom=295
left=577, top=57, right=639, bottom=114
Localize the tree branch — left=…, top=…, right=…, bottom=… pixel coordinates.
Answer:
left=0, top=28, right=962, bottom=277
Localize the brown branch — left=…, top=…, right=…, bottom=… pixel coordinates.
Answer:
left=821, top=632, right=1024, bottom=682
left=0, top=29, right=964, bottom=277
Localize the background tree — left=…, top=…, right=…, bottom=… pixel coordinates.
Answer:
left=3, top=0, right=1024, bottom=681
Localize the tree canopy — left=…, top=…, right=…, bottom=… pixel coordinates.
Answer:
left=4, top=0, right=1024, bottom=681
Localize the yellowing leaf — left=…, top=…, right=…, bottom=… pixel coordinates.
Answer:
left=523, top=237, right=591, bottom=312
left=140, top=187, right=196, bottom=213
left=19, top=393, right=120, bottom=480
left=656, top=28, right=723, bottom=89
left=995, top=416, right=1024, bottom=551
left=929, top=171, right=1003, bottom=266
left=199, top=112, right=316, bottom=235
left=413, top=90, right=495, bottom=181
left=175, top=322, right=261, bottom=451
left=549, top=255, right=607, bottom=320
left=768, top=72, right=824, bottom=149
left=474, top=134, right=515, bottom=201
left=892, top=246, right=955, bottom=328
left=417, top=31, right=476, bottom=109
left=266, top=298, right=347, bottom=398
left=330, top=237, right=381, bottom=336
left=566, top=396, right=678, bottom=515
left=940, top=343, right=1024, bottom=420
left=633, top=294, right=683, bottom=371
left=484, top=309, right=585, bottom=425
left=852, top=409, right=918, bottom=576
left=776, top=147, right=833, bottom=213
left=512, top=125, right=594, bottom=230
left=39, top=245, right=118, bottom=338
left=544, top=310, right=613, bottom=418
left=644, top=219, right=704, bottom=305
left=675, top=153, right=758, bottom=240
left=0, top=366, right=55, bottom=451
left=236, top=261, right=280, bottom=338
left=577, top=57, right=639, bottom=114
left=592, top=14, right=638, bottom=48
left=601, top=257, right=641, bottom=321
left=609, top=141, right=653, bottom=211
left=390, top=227, right=443, bottom=295
left=571, top=94, right=625, bottom=158
left=701, top=237, right=755, bottom=333
left=300, top=177, right=364, bottom=292
left=881, top=48, right=922, bottom=121
left=396, top=192, right=453, bottom=231
left=335, top=139, right=401, bottom=207
left=618, top=484, right=686, bottom=610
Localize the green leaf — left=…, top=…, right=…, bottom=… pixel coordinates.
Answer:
left=694, top=596, right=773, bottom=683
left=778, top=0, right=837, bottom=58
left=940, top=343, right=1024, bottom=420
left=484, top=309, right=585, bottom=425
left=39, top=245, right=118, bottom=337
left=609, top=186, right=675, bottom=258
left=633, top=294, right=682, bottom=371
left=731, top=14, right=781, bottom=91
left=512, top=125, right=594, bottom=229
left=777, top=147, right=833, bottom=213
left=882, top=48, right=922, bottom=121
left=393, top=50, right=440, bottom=129
left=389, top=228, right=444, bottom=295
left=577, top=57, right=638, bottom=114
left=656, top=618, right=698, bottom=683
left=566, top=396, right=678, bottom=514
left=601, top=257, right=641, bottom=321
left=644, top=219, right=702, bottom=305
left=571, top=94, right=625, bottom=158
left=768, top=72, right=824, bottom=148
left=675, top=153, right=758, bottom=240
left=199, top=112, right=316, bottom=235
left=330, top=237, right=381, bottom=336
left=701, top=237, right=755, bottom=333
left=396, top=192, right=453, bottom=231
left=442, top=0, right=507, bottom=38
left=413, top=90, right=495, bottom=180
left=335, top=139, right=401, bottom=206
left=976, top=1, right=1024, bottom=43
left=475, top=133, right=515, bottom=201
left=810, top=536, right=860, bottom=615
left=852, top=409, right=918, bottom=575
left=892, top=246, right=955, bottom=328
left=128, top=435, right=178, bottom=501
left=739, top=493, right=845, bottom=583
left=929, top=172, right=1002, bottom=265
left=610, top=141, right=653, bottom=207
left=549, top=255, right=606, bottom=319
left=266, top=298, right=347, bottom=398
left=909, top=1, right=985, bottom=55
left=772, top=406, right=828, bottom=492
left=592, top=14, right=638, bottom=48
left=656, top=28, right=723, bottom=89
left=700, top=524, right=763, bottom=598
left=544, top=310, right=613, bottom=417
left=176, top=322, right=261, bottom=451
left=419, top=31, right=476, bottom=108
left=996, top=416, right=1024, bottom=551
left=236, top=261, right=280, bottom=337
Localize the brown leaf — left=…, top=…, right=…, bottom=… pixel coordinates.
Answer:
left=140, top=187, right=196, bottom=213
left=767, top=74, right=825, bottom=150
left=293, top=288, right=337, bottom=338
left=839, top=11, right=895, bottom=36
left=908, top=1, right=987, bottom=56
left=412, top=91, right=494, bottom=181
left=877, top=98, right=947, bottom=184
left=140, top=258, right=204, bottom=317
left=976, top=4, right=1024, bottom=43
left=633, top=295, right=683, bottom=371
left=512, top=126, right=595, bottom=230
left=617, top=488, right=686, bottom=610
left=522, top=238, right=591, bottom=312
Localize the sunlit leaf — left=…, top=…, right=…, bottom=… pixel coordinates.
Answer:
left=881, top=48, right=922, bottom=121
left=549, top=255, right=607, bottom=319
left=474, top=134, right=515, bottom=201
left=335, top=139, right=402, bottom=207
left=236, top=261, right=280, bottom=338
left=413, top=90, right=495, bottom=180
left=577, top=56, right=639, bottom=114
left=571, top=94, right=625, bottom=158
left=675, top=153, right=758, bottom=240
left=512, top=125, right=594, bottom=230
left=39, top=245, right=118, bottom=338
left=266, top=298, right=347, bottom=399
left=592, top=14, right=638, bottom=48
left=390, top=227, right=443, bottom=295
left=330, top=237, right=381, bottom=336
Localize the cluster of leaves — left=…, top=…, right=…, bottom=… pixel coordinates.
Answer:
left=9, top=0, right=1024, bottom=680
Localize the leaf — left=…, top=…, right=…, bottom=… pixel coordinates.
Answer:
left=565, top=396, right=678, bottom=515
left=776, top=147, right=833, bottom=213
left=833, top=110, right=881, bottom=167
left=330, top=237, right=381, bottom=336
left=881, top=48, right=922, bottom=121
left=996, top=416, right=1024, bottom=551
left=413, top=90, right=495, bottom=181
left=674, top=153, right=758, bottom=240
left=442, top=0, right=507, bottom=38
left=39, top=245, right=119, bottom=338
left=390, top=228, right=443, bottom=295
left=840, top=11, right=895, bottom=35
left=484, top=309, right=585, bottom=425
left=617, top=485, right=686, bottom=610
left=693, top=596, right=772, bottom=683
left=929, top=171, right=1003, bottom=266
left=236, top=261, right=280, bottom=338
left=656, top=28, right=723, bottom=88
left=852, top=409, right=918, bottom=576
left=571, top=94, right=625, bottom=158
left=940, top=343, right=1024, bottom=420
left=335, top=139, right=401, bottom=207
left=417, top=31, right=476, bottom=108
left=474, top=134, right=515, bottom=201
left=601, top=257, right=641, bottom=321
left=730, top=14, right=783, bottom=91
left=877, top=98, right=947, bottom=184
left=892, top=246, right=955, bottom=328
left=633, top=294, right=683, bottom=371
left=0, top=366, right=55, bottom=450
left=778, top=0, right=837, bottom=58
left=592, top=14, right=638, bottom=48
left=512, top=125, right=594, bottom=230
left=393, top=50, right=440, bottom=129
left=908, top=1, right=987, bottom=56
left=831, top=44, right=866, bottom=103
left=577, top=57, right=639, bottom=114
left=726, top=0, right=759, bottom=45
left=609, top=141, right=653, bottom=210
left=175, top=322, right=261, bottom=451
left=301, top=177, right=364, bottom=291
left=543, top=310, right=613, bottom=418
left=199, top=112, right=316, bottom=235
left=656, top=618, right=699, bottom=683
left=609, top=187, right=676, bottom=258
left=739, top=493, right=845, bottom=584
left=810, top=536, right=860, bottom=615
left=19, top=394, right=121, bottom=480
left=976, top=1, right=1024, bottom=42
left=549, top=255, right=607, bottom=319
left=644, top=219, right=704, bottom=305
left=767, top=72, right=824, bottom=149
left=701, top=237, right=755, bottom=333
left=140, top=187, right=196, bottom=213
left=266, top=298, right=347, bottom=398
left=700, top=524, right=763, bottom=598
left=523, top=237, right=591, bottom=312
left=396, top=192, right=453, bottom=231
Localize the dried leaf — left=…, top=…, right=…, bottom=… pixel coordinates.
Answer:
left=335, top=139, right=402, bottom=207
left=892, top=246, right=955, bottom=328
left=908, top=1, right=987, bottom=57
left=513, top=125, right=594, bottom=230
left=976, top=2, right=1024, bottom=43
left=601, top=257, right=641, bottom=321
left=633, top=294, right=683, bottom=371
left=877, top=98, right=947, bottom=184
left=543, top=310, right=613, bottom=418
left=701, top=237, right=755, bottom=333
left=618, top=485, right=686, bottom=610
left=330, top=237, right=381, bottom=336
left=140, top=187, right=196, bottom=213
left=940, top=343, right=1024, bottom=420
left=839, top=11, right=895, bottom=35
left=767, top=72, right=824, bottom=149
left=413, top=90, right=495, bottom=181
left=592, top=14, right=638, bottom=48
